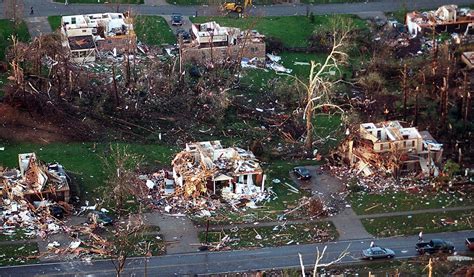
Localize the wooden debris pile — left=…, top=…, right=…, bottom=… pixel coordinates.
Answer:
left=172, top=151, right=216, bottom=198
left=1, top=153, right=73, bottom=240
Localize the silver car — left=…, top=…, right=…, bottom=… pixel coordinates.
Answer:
left=362, top=247, right=395, bottom=260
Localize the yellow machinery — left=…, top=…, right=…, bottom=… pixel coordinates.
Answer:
left=222, top=0, right=252, bottom=14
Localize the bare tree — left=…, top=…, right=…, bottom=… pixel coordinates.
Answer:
left=110, top=213, right=145, bottom=277
left=298, top=244, right=351, bottom=277
left=101, top=144, right=143, bottom=218
left=294, top=17, right=352, bottom=152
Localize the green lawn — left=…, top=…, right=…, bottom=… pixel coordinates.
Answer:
left=362, top=210, right=474, bottom=237
left=0, top=228, right=35, bottom=242
left=0, top=243, right=39, bottom=266
left=350, top=191, right=474, bottom=215
left=191, top=15, right=366, bottom=48
left=0, top=142, right=176, bottom=202
left=135, top=16, right=176, bottom=45
left=48, top=16, right=62, bottom=31
left=0, top=19, right=30, bottom=61
left=199, top=221, right=337, bottom=249
left=54, top=0, right=144, bottom=3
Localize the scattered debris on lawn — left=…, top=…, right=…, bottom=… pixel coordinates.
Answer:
left=200, top=222, right=337, bottom=251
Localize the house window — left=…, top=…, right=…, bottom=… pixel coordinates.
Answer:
left=71, top=17, right=76, bottom=24
left=412, top=141, right=415, bottom=147
left=403, top=141, right=407, bottom=148
left=380, top=144, right=384, bottom=150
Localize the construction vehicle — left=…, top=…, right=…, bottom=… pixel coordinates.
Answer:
left=222, top=0, right=252, bottom=14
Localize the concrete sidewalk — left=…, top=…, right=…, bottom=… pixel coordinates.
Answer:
left=358, top=205, right=474, bottom=219
left=24, top=17, right=52, bottom=38
left=144, top=212, right=201, bottom=254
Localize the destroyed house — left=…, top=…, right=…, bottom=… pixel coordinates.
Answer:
left=346, top=121, right=443, bottom=177
left=60, top=13, right=136, bottom=63
left=406, top=5, right=474, bottom=37
left=0, top=153, right=70, bottom=203
left=181, top=21, right=265, bottom=64
left=172, top=141, right=265, bottom=199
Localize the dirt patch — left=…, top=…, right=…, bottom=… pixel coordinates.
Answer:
left=0, top=103, right=92, bottom=143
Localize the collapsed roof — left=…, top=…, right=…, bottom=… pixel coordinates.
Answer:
left=172, top=141, right=264, bottom=198
left=1, top=153, right=70, bottom=202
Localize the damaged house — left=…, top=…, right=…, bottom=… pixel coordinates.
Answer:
left=180, top=21, right=265, bottom=64
left=340, top=121, right=443, bottom=178
left=1, top=153, right=70, bottom=203
left=172, top=141, right=265, bottom=200
left=406, top=5, right=474, bottom=37
left=60, top=12, right=136, bottom=63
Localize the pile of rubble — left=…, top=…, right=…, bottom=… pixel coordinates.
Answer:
left=328, top=121, right=446, bottom=192
left=241, top=53, right=293, bottom=74
left=1, top=153, right=72, bottom=240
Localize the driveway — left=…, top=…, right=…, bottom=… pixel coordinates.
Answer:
left=290, top=165, right=372, bottom=240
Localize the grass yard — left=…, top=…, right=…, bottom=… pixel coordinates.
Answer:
left=350, top=191, right=474, bottom=215
left=0, top=142, right=176, bottom=203
left=48, top=16, right=62, bottom=31
left=54, top=0, right=144, bottom=3
left=0, top=243, right=39, bottom=266
left=0, top=228, right=35, bottom=242
left=135, top=16, right=176, bottom=45
left=192, top=15, right=366, bottom=48
left=0, top=19, right=30, bottom=61
left=199, top=221, right=337, bottom=249
left=362, top=210, right=474, bottom=237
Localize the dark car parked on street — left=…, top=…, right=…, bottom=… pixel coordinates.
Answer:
left=416, top=239, right=455, bottom=254
left=171, top=13, right=183, bottom=26
left=293, top=166, right=311, bottom=180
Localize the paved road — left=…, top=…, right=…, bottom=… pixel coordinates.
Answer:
left=0, top=230, right=472, bottom=277
left=2, top=0, right=473, bottom=19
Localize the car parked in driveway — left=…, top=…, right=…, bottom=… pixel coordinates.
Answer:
left=293, top=166, right=311, bottom=180
left=362, top=247, right=395, bottom=260
left=171, top=13, right=183, bottom=26
left=176, top=28, right=191, bottom=42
